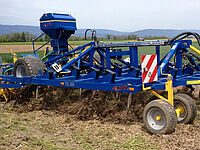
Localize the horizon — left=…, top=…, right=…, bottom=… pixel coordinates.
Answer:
left=1, top=0, right=200, bottom=32
left=0, top=24, right=200, bottom=33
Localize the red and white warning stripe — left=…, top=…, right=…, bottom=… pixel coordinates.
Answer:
left=141, top=55, right=158, bottom=83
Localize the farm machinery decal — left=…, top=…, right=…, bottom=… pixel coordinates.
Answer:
left=112, top=85, right=128, bottom=91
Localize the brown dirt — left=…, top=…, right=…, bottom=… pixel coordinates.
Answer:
left=0, top=45, right=78, bottom=53
left=0, top=86, right=199, bottom=149
left=0, top=45, right=43, bottom=53
left=14, top=87, right=152, bottom=124
left=0, top=44, right=200, bottom=149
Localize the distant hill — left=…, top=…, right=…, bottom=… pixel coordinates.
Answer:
left=132, top=29, right=200, bottom=37
left=0, top=25, right=41, bottom=36
left=0, top=25, right=129, bottom=37
left=75, top=29, right=129, bottom=37
left=1, top=24, right=200, bottom=38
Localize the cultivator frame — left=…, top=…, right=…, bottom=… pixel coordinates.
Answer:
left=0, top=13, right=199, bottom=134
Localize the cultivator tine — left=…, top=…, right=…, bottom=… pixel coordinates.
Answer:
left=35, top=86, right=39, bottom=100
left=116, top=92, right=119, bottom=100
left=80, top=88, right=82, bottom=101
left=126, top=93, right=132, bottom=115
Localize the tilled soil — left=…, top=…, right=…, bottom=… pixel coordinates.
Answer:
left=0, top=45, right=41, bottom=53
left=0, top=45, right=78, bottom=53
left=0, top=86, right=199, bottom=149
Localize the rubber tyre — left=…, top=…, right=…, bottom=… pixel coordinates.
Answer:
left=174, top=93, right=197, bottom=124
left=14, top=57, right=45, bottom=77
left=143, top=99, right=177, bottom=134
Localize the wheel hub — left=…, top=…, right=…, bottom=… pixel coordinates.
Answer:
left=156, top=115, right=162, bottom=121
left=147, top=108, right=166, bottom=130
left=16, top=65, right=28, bottom=77
left=174, top=100, right=187, bottom=122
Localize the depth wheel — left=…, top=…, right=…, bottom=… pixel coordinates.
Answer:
left=174, top=93, right=197, bottom=124
left=143, top=99, right=177, bottom=134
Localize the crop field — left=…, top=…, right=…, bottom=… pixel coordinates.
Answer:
left=0, top=41, right=200, bottom=150
left=1, top=40, right=199, bottom=63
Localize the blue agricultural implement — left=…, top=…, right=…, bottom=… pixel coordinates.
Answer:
left=0, top=13, right=199, bottom=134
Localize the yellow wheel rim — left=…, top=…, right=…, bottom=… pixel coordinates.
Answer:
left=177, top=106, right=184, bottom=114
left=156, top=115, right=162, bottom=121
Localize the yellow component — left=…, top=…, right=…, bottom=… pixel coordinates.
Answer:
left=93, top=61, right=97, bottom=65
left=160, top=67, right=169, bottom=76
left=60, top=71, right=71, bottom=74
left=165, top=75, right=174, bottom=106
left=190, top=45, right=200, bottom=55
left=176, top=108, right=181, bottom=118
left=129, top=88, right=135, bottom=91
left=142, top=83, right=151, bottom=91
left=156, top=115, right=162, bottom=121
left=68, top=46, right=90, bottom=63
left=176, top=106, right=184, bottom=118
left=0, top=77, right=2, bottom=80
left=40, top=20, right=76, bottom=23
left=143, top=67, right=174, bottom=105
left=44, top=47, right=48, bottom=57
left=160, top=67, right=174, bottom=105
left=0, top=88, right=9, bottom=101
left=187, top=80, right=200, bottom=85
left=142, top=67, right=168, bottom=91
left=150, top=90, right=168, bottom=101
left=10, top=48, right=17, bottom=63
left=61, top=82, right=65, bottom=85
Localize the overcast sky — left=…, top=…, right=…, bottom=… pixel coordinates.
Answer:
left=1, top=0, right=200, bottom=32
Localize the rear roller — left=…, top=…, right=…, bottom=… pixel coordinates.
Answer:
left=143, top=99, right=177, bottom=134
left=174, top=93, right=197, bottom=124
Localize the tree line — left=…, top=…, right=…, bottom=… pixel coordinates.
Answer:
left=0, top=32, right=50, bottom=43
left=0, top=32, right=168, bottom=43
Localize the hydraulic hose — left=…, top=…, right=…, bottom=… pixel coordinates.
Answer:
left=3, top=68, right=13, bottom=75
left=169, top=32, right=200, bottom=46
left=84, top=29, right=97, bottom=41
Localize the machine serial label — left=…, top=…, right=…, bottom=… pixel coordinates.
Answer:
left=51, top=63, right=62, bottom=72
left=187, top=80, right=200, bottom=85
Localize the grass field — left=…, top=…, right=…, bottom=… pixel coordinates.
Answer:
left=0, top=40, right=134, bottom=46
left=0, top=40, right=200, bottom=63
left=0, top=40, right=142, bottom=46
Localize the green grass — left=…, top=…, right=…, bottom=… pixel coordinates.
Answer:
left=0, top=41, right=91, bottom=46
left=113, top=135, right=160, bottom=150
left=22, top=137, right=71, bottom=150
left=0, top=51, right=45, bottom=63
left=0, top=109, right=159, bottom=150
left=0, top=42, right=46, bottom=45
left=1, top=40, right=200, bottom=63
left=0, top=39, right=160, bottom=46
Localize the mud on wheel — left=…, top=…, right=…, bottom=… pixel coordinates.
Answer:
left=174, top=93, right=197, bottom=124
left=14, top=57, right=46, bottom=77
left=143, top=99, right=177, bottom=134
